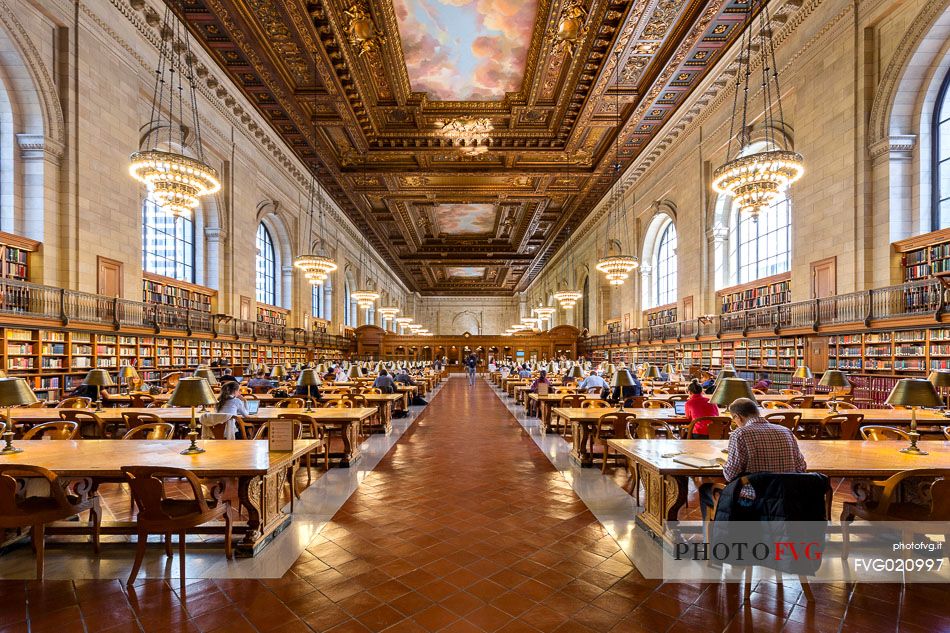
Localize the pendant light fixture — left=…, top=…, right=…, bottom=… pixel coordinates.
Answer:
left=552, top=225, right=582, bottom=309
left=394, top=316, right=413, bottom=333
left=352, top=155, right=379, bottom=313
left=711, top=0, right=803, bottom=218
left=130, top=4, right=220, bottom=217
left=596, top=52, right=638, bottom=286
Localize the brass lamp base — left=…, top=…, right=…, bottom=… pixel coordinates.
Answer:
left=899, top=432, right=928, bottom=456
left=180, top=431, right=206, bottom=455
left=1, top=432, right=22, bottom=454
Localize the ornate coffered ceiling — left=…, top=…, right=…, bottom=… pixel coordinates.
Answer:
left=170, top=0, right=754, bottom=295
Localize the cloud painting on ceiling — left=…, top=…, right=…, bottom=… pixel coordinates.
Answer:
left=433, top=203, right=496, bottom=234
left=393, top=0, right=538, bottom=100
left=446, top=266, right=486, bottom=278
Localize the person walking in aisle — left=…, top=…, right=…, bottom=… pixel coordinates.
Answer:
left=465, top=354, right=477, bottom=386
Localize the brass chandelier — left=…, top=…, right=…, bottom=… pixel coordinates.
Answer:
left=596, top=52, right=639, bottom=286
left=130, top=4, right=219, bottom=217
left=711, top=0, right=803, bottom=218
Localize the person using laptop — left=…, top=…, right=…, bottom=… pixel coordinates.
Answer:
left=684, top=378, right=720, bottom=438
left=216, top=381, right=249, bottom=417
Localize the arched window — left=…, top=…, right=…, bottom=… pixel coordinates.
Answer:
left=344, top=277, right=358, bottom=327
left=933, top=70, right=950, bottom=229
left=312, top=284, right=323, bottom=319
left=255, top=224, right=276, bottom=305
left=142, top=197, right=195, bottom=282
left=655, top=223, right=677, bottom=306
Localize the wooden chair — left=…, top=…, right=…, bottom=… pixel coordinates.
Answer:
left=860, top=425, right=910, bottom=441
left=581, top=399, right=611, bottom=408
left=594, top=412, right=637, bottom=474
left=235, top=417, right=258, bottom=440
left=559, top=394, right=585, bottom=407
left=122, top=466, right=232, bottom=587
left=57, top=397, right=91, bottom=409
left=826, top=401, right=858, bottom=410
left=788, top=395, right=815, bottom=408
left=251, top=385, right=270, bottom=394
left=685, top=416, right=732, bottom=439
left=0, top=465, right=101, bottom=579
left=162, top=372, right=182, bottom=390
left=238, top=386, right=253, bottom=396
left=626, top=418, right=675, bottom=505
left=642, top=399, right=674, bottom=409
left=278, top=413, right=330, bottom=480
left=752, top=388, right=768, bottom=395
left=273, top=398, right=305, bottom=409
left=333, top=399, right=355, bottom=408
left=553, top=386, right=576, bottom=394
left=780, top=389, right=803, bottom=396
left=129, top=394, right=154, bottom=408
left=120, top=412, right=164, bottom=432
left=252, top=420, right=306, bottom=508
left=764, top=411, right=803, bottom=433
left=584, top=387, right=604, bottom=395
left=762, top=401, right=791, bottom=409
left=23, top=421, right=79, bottom=440
left=841, top=469, right=950, bottom=558
left=122, top=423, right=175, bottom=440
left=363, top=387, right=383, bottom=394
left=816, top=413, right=864, bottom=440
left=59, top=410, right=116, bottom=439
left=944, top=426, right=950, bottom=441
left=667, top=394, right=689, bottom=403
left=253, top=419, right=305, bottom=440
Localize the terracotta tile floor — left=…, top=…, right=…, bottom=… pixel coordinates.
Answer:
left=0, top=377, right=946, bottom=633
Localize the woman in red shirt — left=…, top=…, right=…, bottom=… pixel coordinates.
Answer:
left=684, top=379, right=720, bottom=438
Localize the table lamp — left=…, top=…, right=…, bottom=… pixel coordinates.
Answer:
left=643, top=365, right=661, bottom=380
left=610, top=369, right=636, bottom=412
left=118, top=365, right=139, bottom=395
left=0, top=378, right=38, bottom=454
left=83, top=369, right=114, bottom=411
left=270, top=365, right=286, bottom=380
left=818, top=370, right=849, bottom=412
left=193, top=368, right=219, bottom=387
left=566, top=365, right=584, bottom=380
left=710, top=377, right=756, bottom=408
left=168, top=377, right=217, bottom=455
left=663, top=364, right=675, bottom=378
left=297, top=369, right=321, bottom=412
left=793, top=365, right=813, bottom=391
left=246, top=361, right=259, bottom=376
left=927, top=370, right=950, bottom=415
left=886, top=378, right=941, bottom=455
left=715, top=367, right=738, bottom=384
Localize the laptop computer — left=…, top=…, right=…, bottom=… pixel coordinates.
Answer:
left=246, top=399, right=261, bottom=415
left=673, top=401, right=686, bottom=416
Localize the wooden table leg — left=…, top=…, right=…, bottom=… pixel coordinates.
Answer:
left=570, top=421, right=594, bottom=467
left=236, top=471, right=293, bottom=557
left=339, top=420, right=362, bottom=467
left=634, top=463, right=688, bottom=545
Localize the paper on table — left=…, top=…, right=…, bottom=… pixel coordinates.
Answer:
left=673, top=455, right=723, bottom=468
left=268, top=418, right=294, bottom=451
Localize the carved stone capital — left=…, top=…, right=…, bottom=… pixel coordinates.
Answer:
left=16, top=134, right=64, bottom=165
left=868, top=134, right=916, bottom=163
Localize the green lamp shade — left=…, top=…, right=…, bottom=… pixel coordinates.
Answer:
left=643, top=366, right=661, bottom=379
left=610, top=369, right=636, bottom=388
left=662, top=364, right=675, bottom=375
left=298, top=369, right=321, bottom=387
left=270, top=365, right=286, bottom=379
left=0, top=378, right=39, bottom=407
left=792, top=366, right=813, bottom=380
left=886, top=379, right=943, bottom=408
left=119, top=365, right=139, bottom=380
left=566, top=365, right=584, bottom=379
left=927, top=370, right=950, bottom=388
left=168, top=377, right=217, bottom=407
left=818, top=370, right=849, bottom=388
left=83, top=369, right=114, bottom=387
left=709, top=378, right=756, bottom=407
left=193, top=368, right=219, bottom=386
left=716, top=368, right=738, bottom=381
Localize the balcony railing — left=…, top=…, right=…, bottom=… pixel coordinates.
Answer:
left=0, top=278, right=352, bottom=351
left=581, top=278, right=947, bottom=353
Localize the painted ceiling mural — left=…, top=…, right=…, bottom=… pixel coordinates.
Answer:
left=169, top=0, right=773, bottom=294
left=447, top=266, right=486, bottom=278
left=392, top=0, right=539, bottom=100
left=433, top=203, right=497, bottom=235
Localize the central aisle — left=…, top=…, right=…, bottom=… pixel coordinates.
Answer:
left=288, top=376, right=665, bottom=632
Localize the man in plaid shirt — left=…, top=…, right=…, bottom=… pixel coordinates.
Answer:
left=699, top=397, right=807, bottom=518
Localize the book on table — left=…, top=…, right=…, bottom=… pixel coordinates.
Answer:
left=673, top=455, right=722, bottom=468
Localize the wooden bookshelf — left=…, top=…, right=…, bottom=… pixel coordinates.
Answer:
left=605, top=319, right=622, bottom=334
left=142, top=272, right=216, bottom=313
left=257, top=304, right=289, bottom=327
left=717, top=272, right=791, bottom=314
left=0, top=232, right=39, bottom=281
left=644, top=304, right=677, bottom=327
left=893, top=228, right=950, bottom=281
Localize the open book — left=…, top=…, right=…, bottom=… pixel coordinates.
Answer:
left=673, top=455, right=723, bottom=468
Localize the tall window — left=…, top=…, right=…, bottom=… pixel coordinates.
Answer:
left=142, top=198, right=195, bottom=282
left=344, top=279, right=357, bottom=327
left=655, top=223, right=677, bottom=306
left=255, top=224, right=276, bottom=305
left=582, top=276, right=590, bottom=331
left=312, top=285, right=323, bottom=319
left=934, top=70, right=950, bottom=229
left=733, top=195, right=791, bottom=283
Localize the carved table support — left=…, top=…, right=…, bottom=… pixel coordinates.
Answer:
left=634, top=465, right=689, bottom=547
left=235, top=470, right=292, bottom=557
left=570, top=420, right=595, bottom=467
